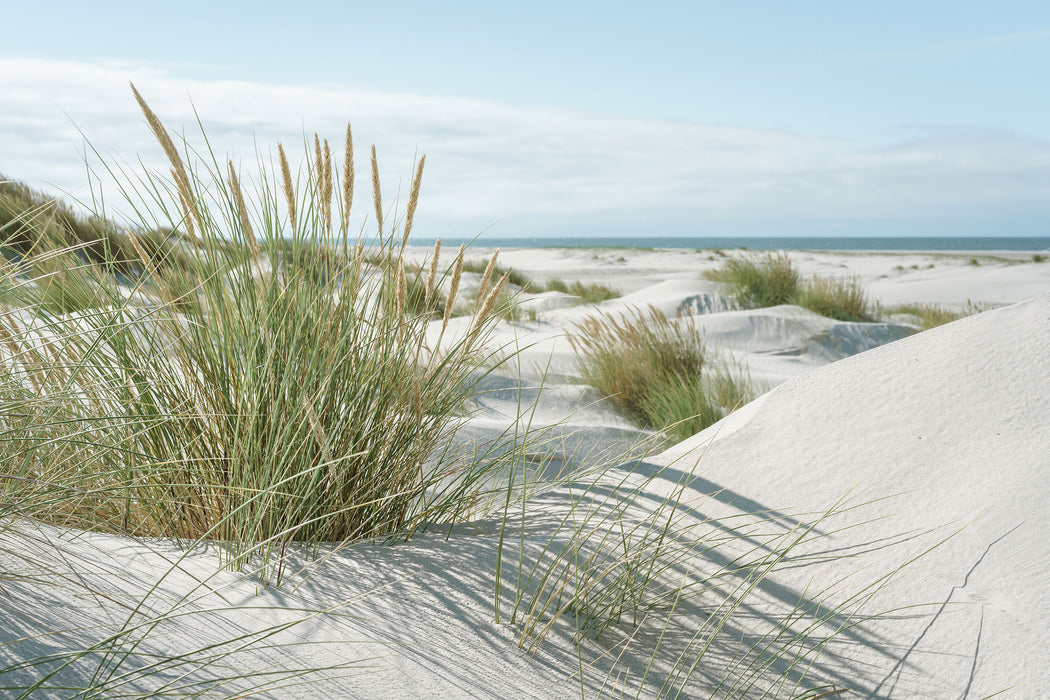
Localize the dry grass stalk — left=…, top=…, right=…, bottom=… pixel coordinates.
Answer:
left=349, top=241, right=364, bottom=303
left=0, top=317, right=25, bottom=368
left=475, top=248, right=500, bottom=314
left=172, top=168, right=198, bottom=246
left=126, top=227, right=161, bottom=282
left=321, top=139, right=333, bottom=234
left=443, top=244, right=465, bottom=331
left=401, top=154, right=425, bottom=247
left=227, top=161, right=259, bottom=256
left=425, top=238, right=441, bottom=307
left=129, top=83, right=201, bottom=239
left=278, top=143, right=296, bottom=230
left=2, top=315, right=42, bottom=393
left=321, top=139, right=333, bottom=232
left=313, top=134, right=323, bottom=185
left=396, top=259, right=407, bottom=316
left=370, top=145, right=383, bottom=241
left=341, top=123, right=355, bottom=234
left=474, top=270, right=510, bottom=326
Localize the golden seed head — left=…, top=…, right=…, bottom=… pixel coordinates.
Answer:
left=475, top=270, right=511, bottom=325
left=314, top=133, right=323, bottom=191
left=228, top=160, right=259, bottom=256
left=395, top=259, right=407, bottom=316
left=425, top=237, right=441, bottom=307
left=370, top=145, right=383, bottom=241
left=442, top=244, right=465, bottom=330
left=131, top=83, right=188, bottom=187
left=401, top=154, right=425, bottom=248
left=321, top=138, right=333, bottom=233
left=349, top=241, right=364, bottom=300
left=172, top=167, right=198, bottom=246
left=126, top=227, right=160, bottom=281
left=342, top=123, right=355, bottom=232
left=475, top=248, right=500, bottom=313
left=131, top=83, right=202, bottom=239
left=278, top=142, right=296, bottom=231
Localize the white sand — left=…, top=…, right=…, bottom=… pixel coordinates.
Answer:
left=3, top=248, right=1049, bottom=697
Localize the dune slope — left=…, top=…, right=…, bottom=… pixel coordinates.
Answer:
left=651, top=291, right=1050, bottom=697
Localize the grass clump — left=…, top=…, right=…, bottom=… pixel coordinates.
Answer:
left=569, top=307, right=753, bottom=442
left=0, top=85, right=517, bottom=582
left=705, top=252, right=799, bottom=308
left=462, top=256, right=532, bottom=290
left=792, top=275, right=875, bottom=322
left=544, top=278, right=620, bottom=304
left=706, top=253, right=876, bottom=322
left=1033, top=253, right=1047, bottom=263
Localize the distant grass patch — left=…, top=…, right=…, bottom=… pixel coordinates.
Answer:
left=462, top=258, right=532, bottom=290
left=706, top=253, right=875, bottom=322
left=1034, top=253, right=1047, bottom=263
left=543, top=277, right=620, bottom=304
left=1, top=175, right=193, bottom=281
left=570, top=307, right=753, bottom=442
left=705, top=252, right=799, bottom=308
left=883, top=300, right=993, bottom=330
left=793, top=275, right=875, bottom=322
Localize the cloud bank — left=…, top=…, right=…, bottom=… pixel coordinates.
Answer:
left=2, top=56, right=1048, bottom=238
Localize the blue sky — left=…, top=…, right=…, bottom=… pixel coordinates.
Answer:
left=2, top=1, right=1049, bottom=238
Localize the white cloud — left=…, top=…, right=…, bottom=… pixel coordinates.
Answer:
left=2, top=56, right=1048, bottom=237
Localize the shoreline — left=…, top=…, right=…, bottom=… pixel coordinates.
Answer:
left=408, top=236, right=1050, bottom=253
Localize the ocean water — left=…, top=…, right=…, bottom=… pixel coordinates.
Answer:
left=415, top=236, right=1050, bottom=252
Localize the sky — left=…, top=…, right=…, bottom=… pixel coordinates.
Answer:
left=2, top=0, right=1049, bottom=239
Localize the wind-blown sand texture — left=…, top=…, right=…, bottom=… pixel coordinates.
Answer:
left=2, top=248, right=1048, bottom=697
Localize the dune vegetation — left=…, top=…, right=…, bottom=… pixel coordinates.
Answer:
left=705, top=252, right=876, bottom=322
left=0, top=88, right=936, bottom=698
left=569, top=307, right=754, bottom=443
left=0, top=87, right=528, bottom=583
left=706, top=251, right=994, bottom=328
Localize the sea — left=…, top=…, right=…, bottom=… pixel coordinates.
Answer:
left=415, top=236, right=1050, bottom=252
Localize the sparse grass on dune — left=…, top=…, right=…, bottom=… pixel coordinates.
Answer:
left=882, top=300, right=993, bottom=330
left=705, top=252, right=799, bottom=308
left=543, top=277, right=620, bottom=304
left=706, top=252, right=877, bottom=322
left=569, top=307, right=754, bottom=443
left=450, top=261, right=621, bottom=321
left=793, top=274, right=875, bottom=322
left=462, top=256, right=533, bottom=291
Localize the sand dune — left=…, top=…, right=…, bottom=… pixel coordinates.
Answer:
left=3, top=248, right=1049, bottom=697
left=652, top=291, right=1050, bottom=697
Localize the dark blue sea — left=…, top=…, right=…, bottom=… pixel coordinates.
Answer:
left=415, top=236, right=1050, bottom=252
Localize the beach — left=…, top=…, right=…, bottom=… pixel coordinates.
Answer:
left=3, top=244, right=1049, bottom=698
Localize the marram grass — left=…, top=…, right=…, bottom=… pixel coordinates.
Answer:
left=569, top=306, right=754, bottom=443
left=706, top=252, right=876, bottom=322
left=0, top=87, right=955, bottom=699
left=0, top=85, right=517, bottom=582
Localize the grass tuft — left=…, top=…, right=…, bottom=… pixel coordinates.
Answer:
left=792, top=275, right=875, bottom=322
left=706, top=253, right=877, bottom=322
left=882, top=300, right=992, bottom=330
left=569, top=307, right=753, bottom=442
left=705, top=252, right=799, bottom=307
